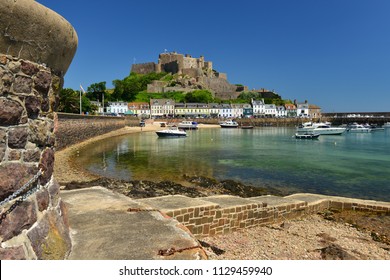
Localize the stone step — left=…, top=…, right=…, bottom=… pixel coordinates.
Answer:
left=247, top=195, right=307, bottom=208
left=60, top=187, right=206, bottom=260
left=137, top=195, right=219, bottom=213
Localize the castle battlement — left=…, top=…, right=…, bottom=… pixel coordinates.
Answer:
left=132, top=52, right=213, bottom=77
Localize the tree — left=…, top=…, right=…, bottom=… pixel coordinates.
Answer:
left=112, top=72, right=168, bottom=102
left=58, top=88, right=97, bottom=114
left=58, top=88, right=79, bottom=113
left=86, top=81, right=106, bottom=102
left=184, top=90, right=214, bottom=103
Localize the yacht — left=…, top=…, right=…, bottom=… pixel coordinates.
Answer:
left=156, top=126, right=187, bottom=137
left=347, top=123, right=372, bottom=133
left=220, top=120, right=239, bottom=128
left=177, top=120, right=198, bottom=130
left=296, top=122, right=346, bottom=135
left=383, top=122, right=390, bottom=128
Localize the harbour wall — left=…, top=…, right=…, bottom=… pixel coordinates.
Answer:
left=55, top=113, right=139, bottom=150
left=139, top=194, right=390, bottom=238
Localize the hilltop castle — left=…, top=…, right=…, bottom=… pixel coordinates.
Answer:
left=131, top=52, right=245, bottom=99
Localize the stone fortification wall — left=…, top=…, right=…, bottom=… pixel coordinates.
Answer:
left=131, top=62, right=157, bottom=75
left=199, top=76, right=238, bottom=99
left=0, top=0, right=77, bottom=260
left=55, top=113, right=134, bottom=150
left=182, top=68, right=203, bottom=78
left=0, top=55, right=71, bottom=260
left=183, top=56, right=199, bottom=69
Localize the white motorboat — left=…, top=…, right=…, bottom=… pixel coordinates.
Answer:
left=296, top=122, right=346, bottom=135
left=177, top=120, right=198, bottom=130
left=347, top=123, right=372, bottom=133
left=383, top=122, right=390, bottom=128
left=220, top=120, right=239, bottom=128
left=295, top=133, right=320, bottom=139
left=156, top=126, right=187, bottom=137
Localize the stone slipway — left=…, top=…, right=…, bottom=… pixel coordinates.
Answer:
left=61, top=187, right=390, bottom=259
left=60, top=187, right=207, bottom=260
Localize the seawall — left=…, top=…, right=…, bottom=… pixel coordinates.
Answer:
left=55, top=113, right=139, bottom=150
left=138, top=193, right=390, bottom=238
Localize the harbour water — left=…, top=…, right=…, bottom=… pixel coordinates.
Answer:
left=77, top=127, right=390, bottom=202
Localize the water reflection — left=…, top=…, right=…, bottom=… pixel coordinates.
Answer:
left=77, top=128, right=390, bottom=201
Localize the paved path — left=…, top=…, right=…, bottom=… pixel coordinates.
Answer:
left=60, top=187, right=206, bottom=260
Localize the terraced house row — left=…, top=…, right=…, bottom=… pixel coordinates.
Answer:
left=104, top=99, right=321, bottom=119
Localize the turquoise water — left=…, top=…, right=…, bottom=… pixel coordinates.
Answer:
left=77, top=127, right=390, bottom=201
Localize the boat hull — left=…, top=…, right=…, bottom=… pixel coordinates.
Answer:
left=156, top=132, right=187, bottom=137
left=296, top=127, right=346, bottom=135
left=295, top=133, right=320, bottom=139
left=220, top=125, right=239, bottom=128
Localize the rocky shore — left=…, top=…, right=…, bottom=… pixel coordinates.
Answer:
left=54, top=125, right=390, bottom=260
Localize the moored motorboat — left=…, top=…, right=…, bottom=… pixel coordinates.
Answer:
left=297, top=122, right=346, bottom=135
left=220, top=120, right=239, bottom=128
left=156, top=127, right=187, bottom=137
left=347, top=123, right=372, bottom=133
left=295, top=133, right=320, bottom=139
left=382, top=122, right=390, bottom=128
left=177, top=120, right=198, bottom=130
left=240, top=124, right=254, bottom=129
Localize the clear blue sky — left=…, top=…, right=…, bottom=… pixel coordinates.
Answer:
left=36, top=0, right=390, bottom=113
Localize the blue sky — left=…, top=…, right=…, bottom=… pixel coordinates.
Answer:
left=36, top=0, right=390, bottom=112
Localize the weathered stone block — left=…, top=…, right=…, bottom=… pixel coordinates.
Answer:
left=23, top=149, right=41, bottom=162
left=1, top=71, right=14, bottom=93
left=39, top=148, right=54, bottom=185
left=0, top=200, right=37, bottom=242
left=14, top=75, right=33, bottom=94
left=8, top=61, right=21, bottom=73
left=48, top=180, right=60, bottom=208
left=34, top=71, right=52, bottom=96
left=21, top=61, right=39, bottom=76
left=0, top=55, right=7, bottom=65
left=0, top=143, right=5, bottom=161
left=0, top=246, right=26, bottom=260
left=28, top=119, right=52, bottom=147
left=25, top=95, right=41, bottom=119
left=8, top=149, right=21, bottom=161
left=0, top=163, right=39, bottom=201
left=27, top=209, right=71, bottom=260
left=8, top=127, right=28, bottom=149
left=36, top=189, right=49, bottom=212
left=0, top=98, right=24, bottom=126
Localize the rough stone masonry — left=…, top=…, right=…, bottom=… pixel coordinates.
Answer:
left=0, top=0, right=77, bottom=259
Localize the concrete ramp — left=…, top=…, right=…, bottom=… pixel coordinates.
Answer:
left=60, top=187, right=206, bottom=260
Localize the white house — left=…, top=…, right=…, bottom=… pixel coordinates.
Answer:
left=150, top=99, right=175, bottom=118
left=264, top=104, right=277, bottom=117
left=220, top=104, right=232, bottom=118
left=107, top=101, right=128, bottom=115
left=90, top=101, right=104, bottom=115
left=128, top=102, right=150, bottom=117
left=276, top=106, right=287, bottom=117
left=208, top=103, right=221, bottom=118
left=231, top=104, right=245, bottom=118
left=251, top=99, right=265, bottom=117
left=296, top=101, right=310, bottom=117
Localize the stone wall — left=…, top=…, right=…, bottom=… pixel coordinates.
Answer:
left=0, top=55, right=71, bottom=259
left=151, top=194, right=390, bottom=238
left=56, top=113, right=139, bottom=150
left=0, top=0, right=77, bottom=260
left=131, top=62, right=157, bottom=75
